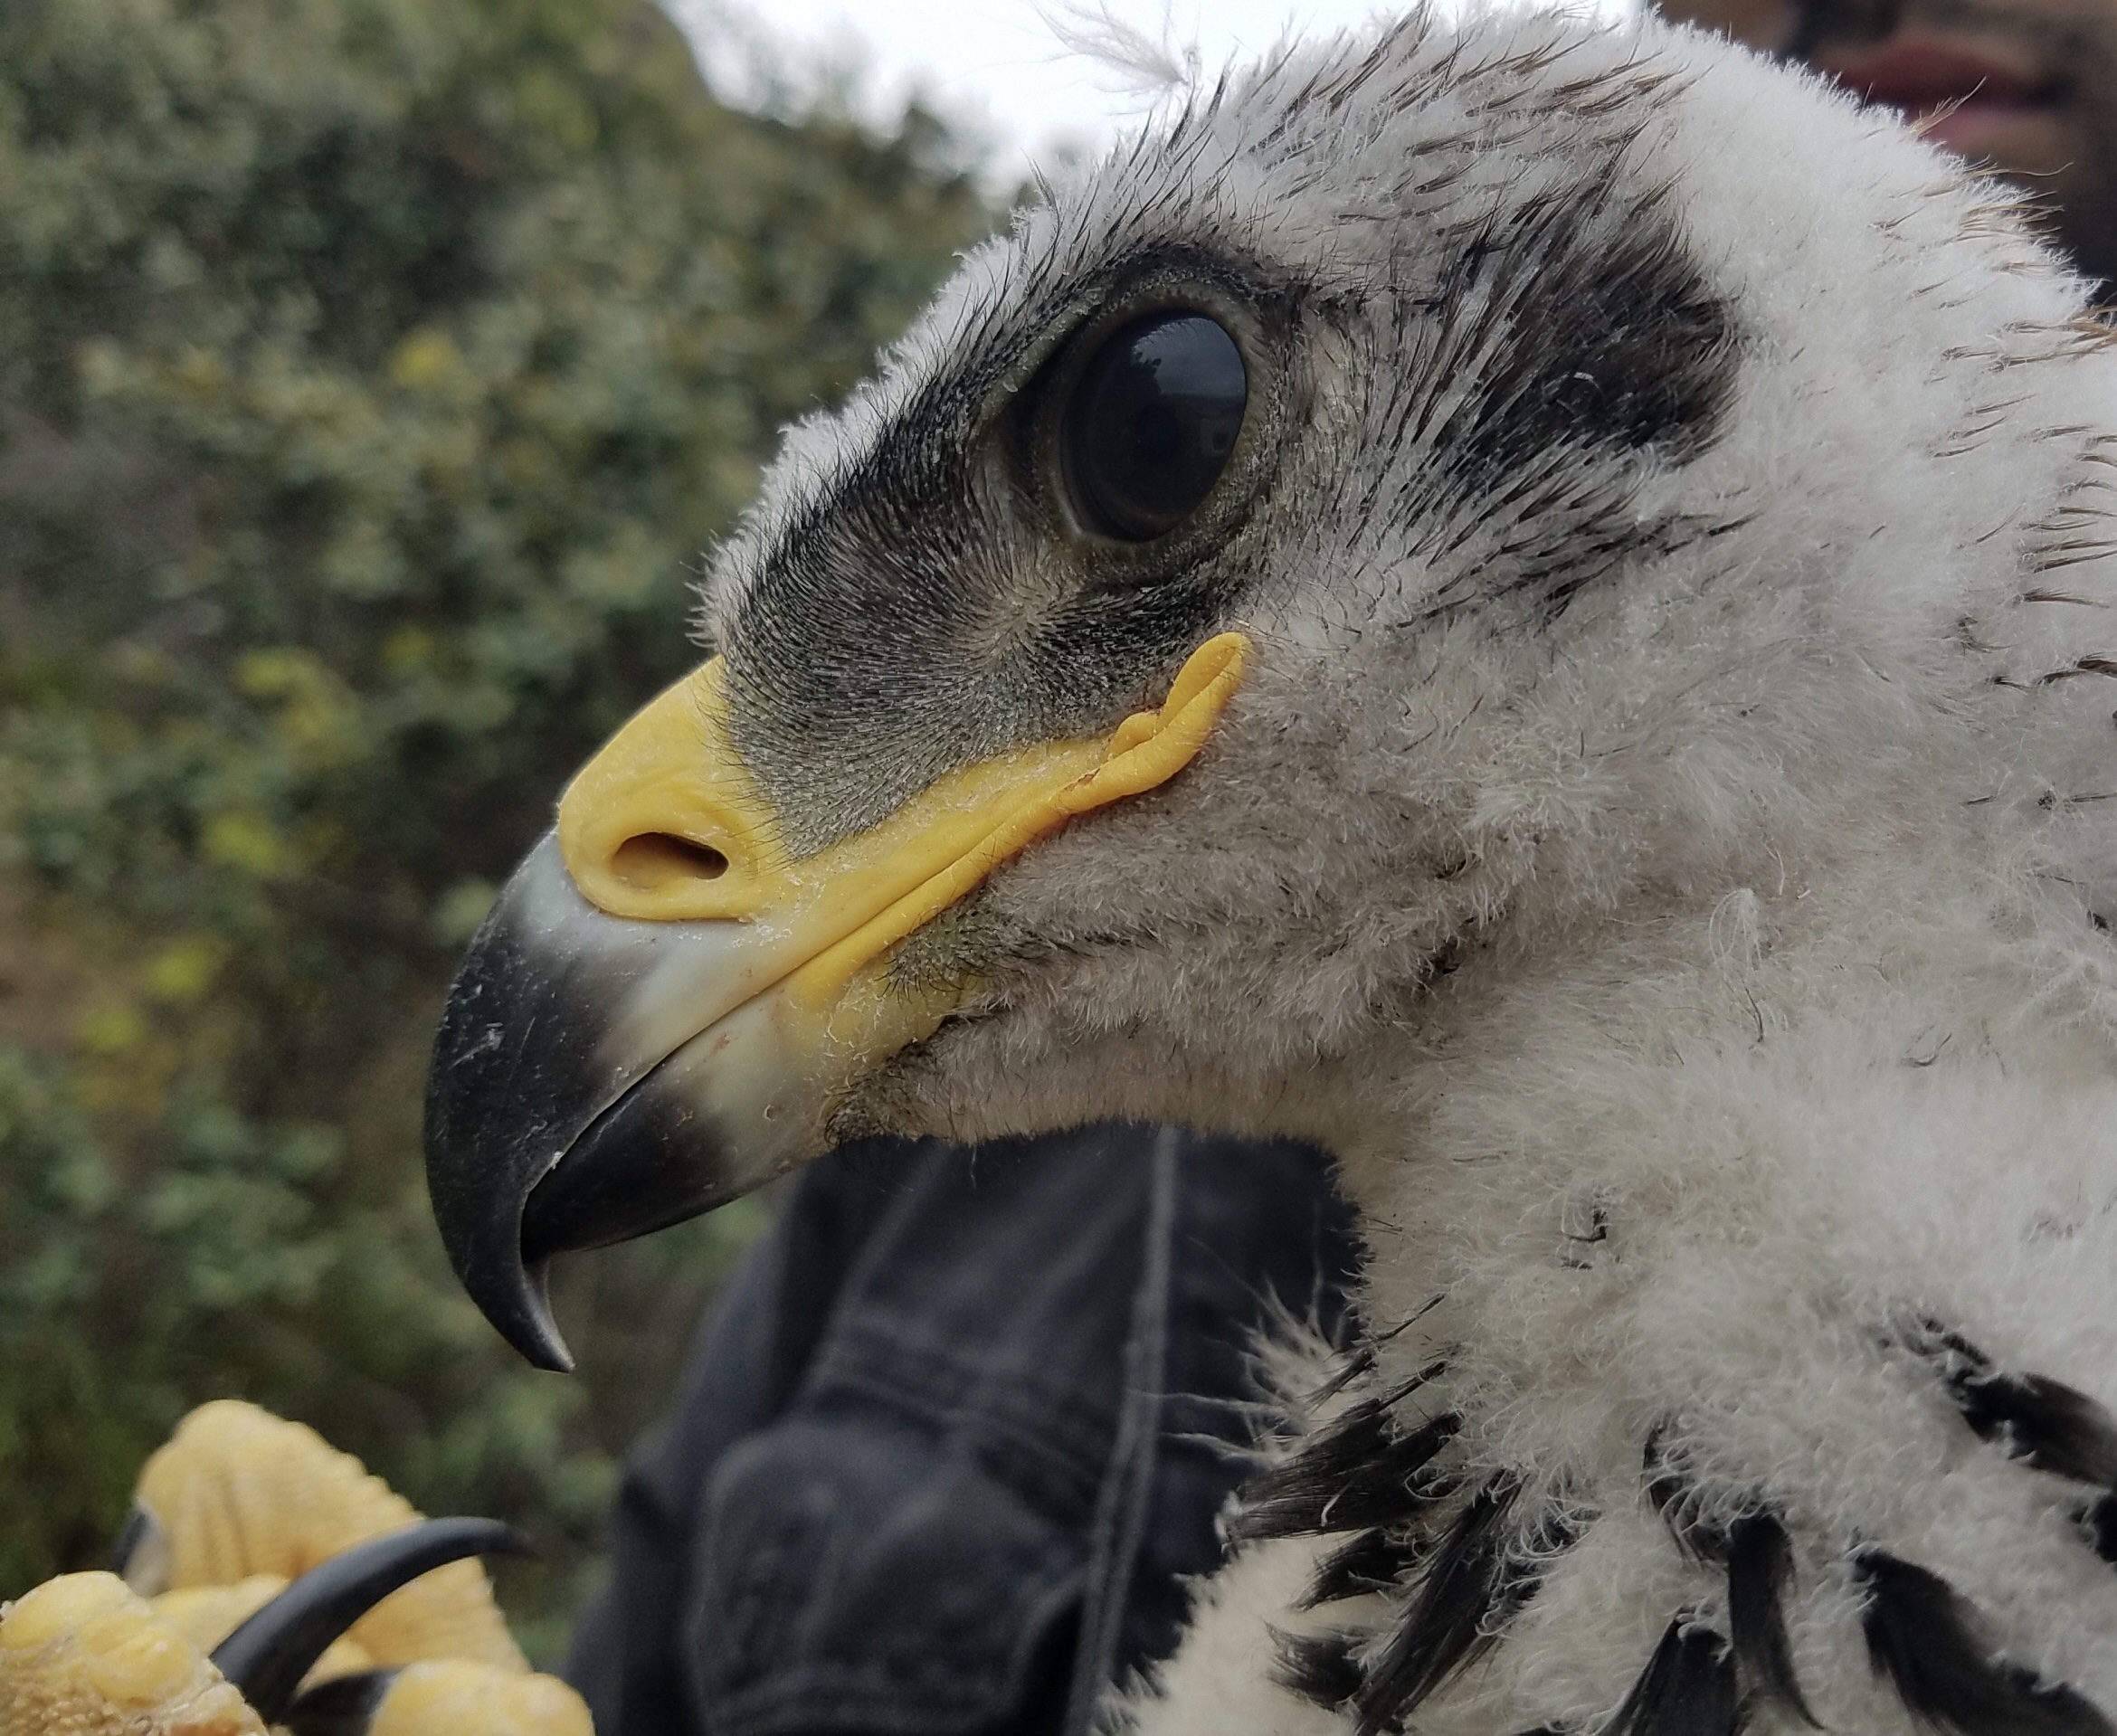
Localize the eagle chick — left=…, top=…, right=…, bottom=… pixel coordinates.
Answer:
left=423, top=9, right=2117, bottom=1734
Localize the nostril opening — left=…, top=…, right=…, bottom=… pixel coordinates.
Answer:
left=611, top=831, right=730, bottom=891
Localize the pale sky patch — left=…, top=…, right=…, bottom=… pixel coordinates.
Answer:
left=669, top=0, right=1632, bottom=186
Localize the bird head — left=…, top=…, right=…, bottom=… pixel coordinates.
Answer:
left=424, top=8, right=2099, bottom=1370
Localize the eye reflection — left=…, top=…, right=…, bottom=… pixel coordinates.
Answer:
left=1060, top=312, right=1248, bottom=542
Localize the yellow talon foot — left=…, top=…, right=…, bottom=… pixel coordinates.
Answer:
left=3, top=1401, right=589, bottom=1733
left=151, top=1574, right=377, bottom=1684
left=373, top=1659, right=594, bottom=1736
left=0, top=1571, right=265, bottom=1736
left=132, top=1400, right=526, bottom=1671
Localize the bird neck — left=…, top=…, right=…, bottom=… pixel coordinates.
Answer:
left=1312, top=849, right=2112, bottom=1290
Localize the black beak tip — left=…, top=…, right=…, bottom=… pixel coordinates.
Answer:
left=425, top=1117, right=576, bottom=1371
left=424, top=1124, right=575, bottom=1371
left=454, top=1241, right=574, bottom=1373
left=507, top=1259, right=575, bottom=1374
left=422, top=833, right=598, bottom=1376
left=424, top=830, right=753, bottom=1376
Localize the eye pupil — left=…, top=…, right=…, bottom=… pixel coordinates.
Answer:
left=1061, top=311, right=1248, bottom=542
left=1134, top=403, right=1181, bottom=464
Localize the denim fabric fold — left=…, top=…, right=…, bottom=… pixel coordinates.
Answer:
left=567, top=1124, right=1356, bottom=1736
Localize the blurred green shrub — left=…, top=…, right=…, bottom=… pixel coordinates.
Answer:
left=0, top=0, right=989, bottom=1652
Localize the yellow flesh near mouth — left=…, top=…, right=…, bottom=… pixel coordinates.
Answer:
left=556, top=633, right=1251, bottom=1036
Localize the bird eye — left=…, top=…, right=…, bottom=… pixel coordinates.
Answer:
left=1059, top=311, right=1248, bottom=542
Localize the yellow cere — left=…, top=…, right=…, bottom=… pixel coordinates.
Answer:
left=558, top=631, right=1253, bottom=1019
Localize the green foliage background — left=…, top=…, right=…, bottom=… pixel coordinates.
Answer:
left=0, top=0, right=989, bottom=1655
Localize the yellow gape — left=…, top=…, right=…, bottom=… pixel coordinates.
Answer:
left=558, top=631, right=1251, bottom=1056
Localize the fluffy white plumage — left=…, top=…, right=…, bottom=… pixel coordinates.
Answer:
left=764, top=14, right=2117, bottom=1731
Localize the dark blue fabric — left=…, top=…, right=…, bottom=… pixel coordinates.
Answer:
left=565, top=1124, right=1356, bottom=1736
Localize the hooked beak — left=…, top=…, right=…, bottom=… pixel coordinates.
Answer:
left=423, top=635, right=1250, bottom=1370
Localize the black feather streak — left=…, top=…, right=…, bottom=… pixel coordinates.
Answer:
left=1303, top=1525, right=1428, bottom=1608
left=1954, top=1367, right=2117, bottom=1489
left=1271, top=1625, right=1370, bottom=1709
left=1349, top=1477, right=1579, bottom=1736
left=1606, top=1621, right=1738, bottom=1736
left=1725, top=1513, right=1818, bottom=1728
left=1856, top=1549, right=2115, bottom=1736
left=1643, top=1429, right=1729, bottom=1564
left=2084, top=1493, right=2117, bottom=1565
left=1229, top=1363, right=1457, bottom=1543
left=1920, top=1323, right=2117, bottom=1565
left=1642, top=1438, right=1818, bottom=1723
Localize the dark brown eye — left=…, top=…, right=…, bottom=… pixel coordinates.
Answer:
left=1059, top=311, right=1247, bottom=542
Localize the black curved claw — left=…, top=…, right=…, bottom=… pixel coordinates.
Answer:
left=209, top=1516, right=530, bottom=1723
left=109, top=1499, right=171, bottom=1595
left=284, top=1668, right=400, bottom=1736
